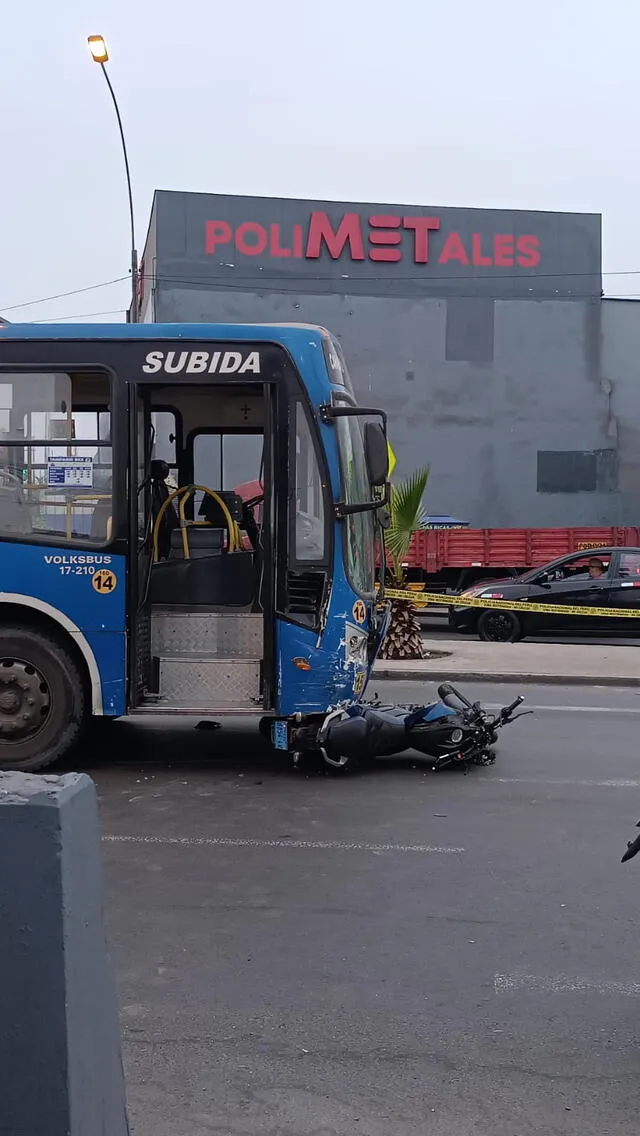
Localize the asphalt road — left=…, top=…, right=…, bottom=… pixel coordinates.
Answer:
left=82, top=686, right=640, bottom=1136
left=420, top=608, right=640, bottom=647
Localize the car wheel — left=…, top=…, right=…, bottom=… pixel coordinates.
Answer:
left=477, top=609, right=523, bottom=643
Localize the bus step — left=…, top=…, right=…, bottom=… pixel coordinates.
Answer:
left=158, top=656, right=262, bottom=709
left=130, top=705, right=264, bottom=716
left=151, top=610, right=263, bottom=660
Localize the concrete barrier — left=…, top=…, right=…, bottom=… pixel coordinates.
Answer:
left=0, top=771, right=129, bottom=1136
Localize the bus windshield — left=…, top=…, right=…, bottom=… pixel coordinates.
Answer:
left=334, top=402, right=376, bottom=598
left=323, top=334, right=354, bottom=393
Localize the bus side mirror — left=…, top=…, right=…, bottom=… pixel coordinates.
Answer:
left=377, top=504, right=391, bottom=530
left=364, top=422, right=388, bottom=487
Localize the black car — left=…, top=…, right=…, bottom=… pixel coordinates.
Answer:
left=449, top=547, right=640, bottom=642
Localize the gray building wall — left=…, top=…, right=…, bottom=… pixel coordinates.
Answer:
left=142, top=190, right=640, bottom=528
left=601, top=299, right=640, bottom=525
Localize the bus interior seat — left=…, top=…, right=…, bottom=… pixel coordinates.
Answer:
left=149, top=487, right=258, bottom=609
left=168, top=526, right=225, bottom=558
left=0, top=492, right=32, bottom=535
left=197, top=489, right=244, bottom=528
left=149, top=550, right=257, bottom=607
left=90, top=498, right=112, bottom=542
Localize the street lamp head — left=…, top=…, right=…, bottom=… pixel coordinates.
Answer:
left=88, top=35, right=109, bottom=64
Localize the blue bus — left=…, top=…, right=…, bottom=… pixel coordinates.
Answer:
left=0, top=322, right=389, bottom=772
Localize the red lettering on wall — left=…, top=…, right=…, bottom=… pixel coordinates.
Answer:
left=438, top=232, right=469, bottom=265
left=235, top=222, right=268, bottom=256
left=203, top=214, right=544, bottom=274
left=402, top=216, right=440, bottom=263
left=493, top=234, right=515, bottom=267
left=305, top=212, right=365, bottom=260
left=205, top=220, right=232, bottom=254
left=368, top=214, right=402, bottom=262
left=269, top=224, right=291, bottom=258
left=472, top=234, right=492, bottom=267
left=516, top=235, right=541, bottom=267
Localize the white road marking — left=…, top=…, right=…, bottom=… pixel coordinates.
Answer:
left=103, top=834, right=464, bottom=855
left=485, top=702, right=640, bottom=714
left=496, top=777, right=640, bottom=788
left=495, top=973, right=640, bottom=997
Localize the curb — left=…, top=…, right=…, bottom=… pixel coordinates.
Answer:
left=372, top=669, right=640, bottom=688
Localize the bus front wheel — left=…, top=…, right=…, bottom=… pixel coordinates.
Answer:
left=0, top=626, right=87, bottom=773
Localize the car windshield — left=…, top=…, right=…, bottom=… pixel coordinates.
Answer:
left=334, top=401, right=376, bottom=597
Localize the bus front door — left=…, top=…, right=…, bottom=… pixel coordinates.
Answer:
left=128, top=381, right=276, bottom=717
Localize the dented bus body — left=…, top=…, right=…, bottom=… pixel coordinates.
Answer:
left=0, top=321, right=388, bottom=772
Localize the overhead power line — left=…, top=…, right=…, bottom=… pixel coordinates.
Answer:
left=3, top=262, right=640, bottom=319
left=152, top=267, right=640, bottom=285
left=0, top=276, right=129, bottom=315
left=32, top=309, right=126, bottom=323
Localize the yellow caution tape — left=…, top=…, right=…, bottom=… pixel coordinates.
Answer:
left=379, top=587, right=640, bottom=620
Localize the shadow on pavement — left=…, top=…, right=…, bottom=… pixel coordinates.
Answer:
left=59, top=716, right=464, bottom=781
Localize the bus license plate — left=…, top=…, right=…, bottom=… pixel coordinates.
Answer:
left=272, top=720, right=289, bottom=751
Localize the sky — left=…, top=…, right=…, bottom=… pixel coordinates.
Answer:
left=2, top=0, right=639, bottom=324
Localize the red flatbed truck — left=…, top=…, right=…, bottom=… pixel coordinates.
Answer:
left=404, top=526, right=640, bottom=593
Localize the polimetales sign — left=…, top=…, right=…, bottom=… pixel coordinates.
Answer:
left=152, top=191, right=602, bottom=297
left=205, top=211, right=541, bottom=269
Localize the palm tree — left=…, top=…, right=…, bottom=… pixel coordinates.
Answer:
left=378, top=468, right=430, bottom=660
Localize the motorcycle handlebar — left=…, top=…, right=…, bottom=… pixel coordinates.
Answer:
left=437, top=682, right=474, bottom=710
left=436, top=685, right=526, bottom=726
left=502, top=695, right=524, bottom=718
left=622, top=829, right=640, bottom=863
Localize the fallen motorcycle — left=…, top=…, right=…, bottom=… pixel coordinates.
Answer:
left=283, top=682, right=531, bottom=772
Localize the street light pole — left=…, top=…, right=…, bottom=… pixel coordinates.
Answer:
left=87, top=35, right=139, bottom=322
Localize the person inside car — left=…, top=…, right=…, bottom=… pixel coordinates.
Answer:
left=567, top=557, right=607, bottom=581
left=568, top=556, right=607, bottom=580
left=586, top=557, right=606, bottom=578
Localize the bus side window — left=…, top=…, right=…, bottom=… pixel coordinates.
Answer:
left=192, top=432, right=263, bottom=491
left=190, top=431, right=263, bottom=524
left=151, top=410, right=179, bottom=488
left=0, top=370, right=113, bottom=544
left=293, top=404, right=326, bottom=562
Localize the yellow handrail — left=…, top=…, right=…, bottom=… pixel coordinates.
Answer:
left=177, top=489, right=194, bottom=560
left=152, top=485, right=237, bottom=562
